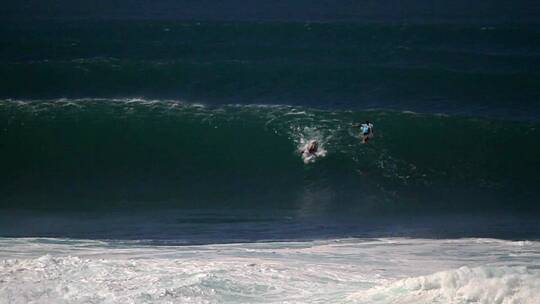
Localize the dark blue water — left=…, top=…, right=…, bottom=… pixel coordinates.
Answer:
left=2, top=21, right=539, bottom=120
left=1, top=1, right=539, bottom=242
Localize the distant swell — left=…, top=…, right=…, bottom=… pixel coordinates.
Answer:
left=1, top=99, right=539, bottom=215
left=2, top=21, right=540, bottom=121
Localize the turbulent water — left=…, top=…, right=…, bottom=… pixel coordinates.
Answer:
left=1, top=237, right=540, bottom=303
left=1, top=10, right=540, bottom=304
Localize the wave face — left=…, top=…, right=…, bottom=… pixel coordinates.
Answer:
left=2, top=21, right=540, bottom=120
left=1, top=99, right=539, bottom=217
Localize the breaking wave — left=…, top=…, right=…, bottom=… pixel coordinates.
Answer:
left=1, top=98, right=539, bottom=215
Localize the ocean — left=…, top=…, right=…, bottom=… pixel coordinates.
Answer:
left=1, top=2, right=540, bottom=303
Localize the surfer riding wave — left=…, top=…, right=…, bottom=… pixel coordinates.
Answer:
left=352, top=121, right=374, bottom=144
left=299, top=139, right=325, bottom=164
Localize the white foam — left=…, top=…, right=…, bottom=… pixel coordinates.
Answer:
left=349, top=266, right=540, bottom=304
left=1, top=238, right=539, bottom=303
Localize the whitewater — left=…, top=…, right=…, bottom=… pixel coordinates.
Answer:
left=1, top=237, right=539, bottom=304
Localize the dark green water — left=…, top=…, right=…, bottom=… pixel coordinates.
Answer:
left=1, top=100, right=538, bottom=215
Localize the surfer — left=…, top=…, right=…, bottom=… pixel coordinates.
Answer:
left=299, top=139, right=320, bottom=164
left=302, top=140, right=319, bottom=155
left=352, top=121, right=374, bottom=143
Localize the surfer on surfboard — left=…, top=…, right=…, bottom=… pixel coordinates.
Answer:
left=300, top=139, right=319, bottom=156
left=299, top=139, right=323, bottom=163
left=352, top=121, right=374, bottom=144
left=305, top=140, right=318, bottom=154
